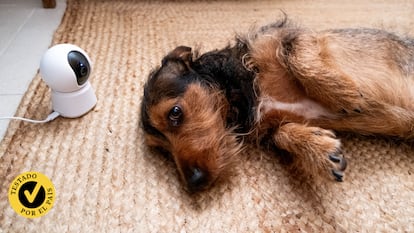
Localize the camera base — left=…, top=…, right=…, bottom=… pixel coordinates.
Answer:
left=51, top=82, right=97, bottom=118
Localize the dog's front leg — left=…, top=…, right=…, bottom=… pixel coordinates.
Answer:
left=285, top=35, right=365, bottom=114
left=273, top=123, right=347, bottom=181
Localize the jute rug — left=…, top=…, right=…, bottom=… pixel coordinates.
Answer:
left=1, top=0, right=414, bottom=232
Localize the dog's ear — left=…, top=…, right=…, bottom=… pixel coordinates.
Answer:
left=163, top=46, right=193, bottom=68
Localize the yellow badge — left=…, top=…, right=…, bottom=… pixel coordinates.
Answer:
left=8, top=171, right=55, bottom=218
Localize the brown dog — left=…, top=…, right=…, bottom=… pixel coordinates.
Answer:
left=141, top=17, right=414, bottom=192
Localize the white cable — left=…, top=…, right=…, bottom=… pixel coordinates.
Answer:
left=0, top=111, right=60, bottom=123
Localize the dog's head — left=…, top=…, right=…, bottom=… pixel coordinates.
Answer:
left=141, top=45, right=255, bottom=192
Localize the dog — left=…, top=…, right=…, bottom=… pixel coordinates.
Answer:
left=141, top=17, right=414, bottom=192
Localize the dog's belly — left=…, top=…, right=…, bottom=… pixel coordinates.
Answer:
left=257, top=97, right=334, bottom=123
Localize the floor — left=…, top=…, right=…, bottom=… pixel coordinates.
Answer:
left=0, top=0, right=66, bottom=141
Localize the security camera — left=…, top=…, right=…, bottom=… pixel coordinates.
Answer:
left=40, top=44, right=97, bottom=118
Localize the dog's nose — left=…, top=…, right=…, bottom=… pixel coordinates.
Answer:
left=187, top=167, right=208, bottom=192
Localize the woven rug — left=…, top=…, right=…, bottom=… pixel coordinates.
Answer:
left=1, top=0, right=414, bottom=232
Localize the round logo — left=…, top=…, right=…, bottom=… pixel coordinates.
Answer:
left=8, top=171, right=55, bottom=218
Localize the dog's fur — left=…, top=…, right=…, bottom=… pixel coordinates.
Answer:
left=141, top=17, right=414, bottom=192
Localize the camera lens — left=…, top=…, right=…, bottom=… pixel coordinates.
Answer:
left=79, top=63, right=88, bottom=76
left=68, top=50, right=91, bottom=85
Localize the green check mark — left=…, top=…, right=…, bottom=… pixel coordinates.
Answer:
left=24, top=182, right=42, bottom=203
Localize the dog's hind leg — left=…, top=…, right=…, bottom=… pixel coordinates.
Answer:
left=273, top=123, right=347, bottom=181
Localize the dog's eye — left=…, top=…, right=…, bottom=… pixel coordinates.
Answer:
left=168, top=105, right=183, bottom=126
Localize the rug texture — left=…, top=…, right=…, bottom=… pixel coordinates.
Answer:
left=1, top=0, right=414, bottom=232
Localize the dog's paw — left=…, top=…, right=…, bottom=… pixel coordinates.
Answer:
left=274, top=124, right=348, bottom=182
left=328, top=150, right=347, bottom=182
left=337, top=91, right=365, bottom=115
left=311, top=128, right=347, bottom=182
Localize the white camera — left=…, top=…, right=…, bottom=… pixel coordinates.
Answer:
left=40, top=44, right=97, bottom=118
